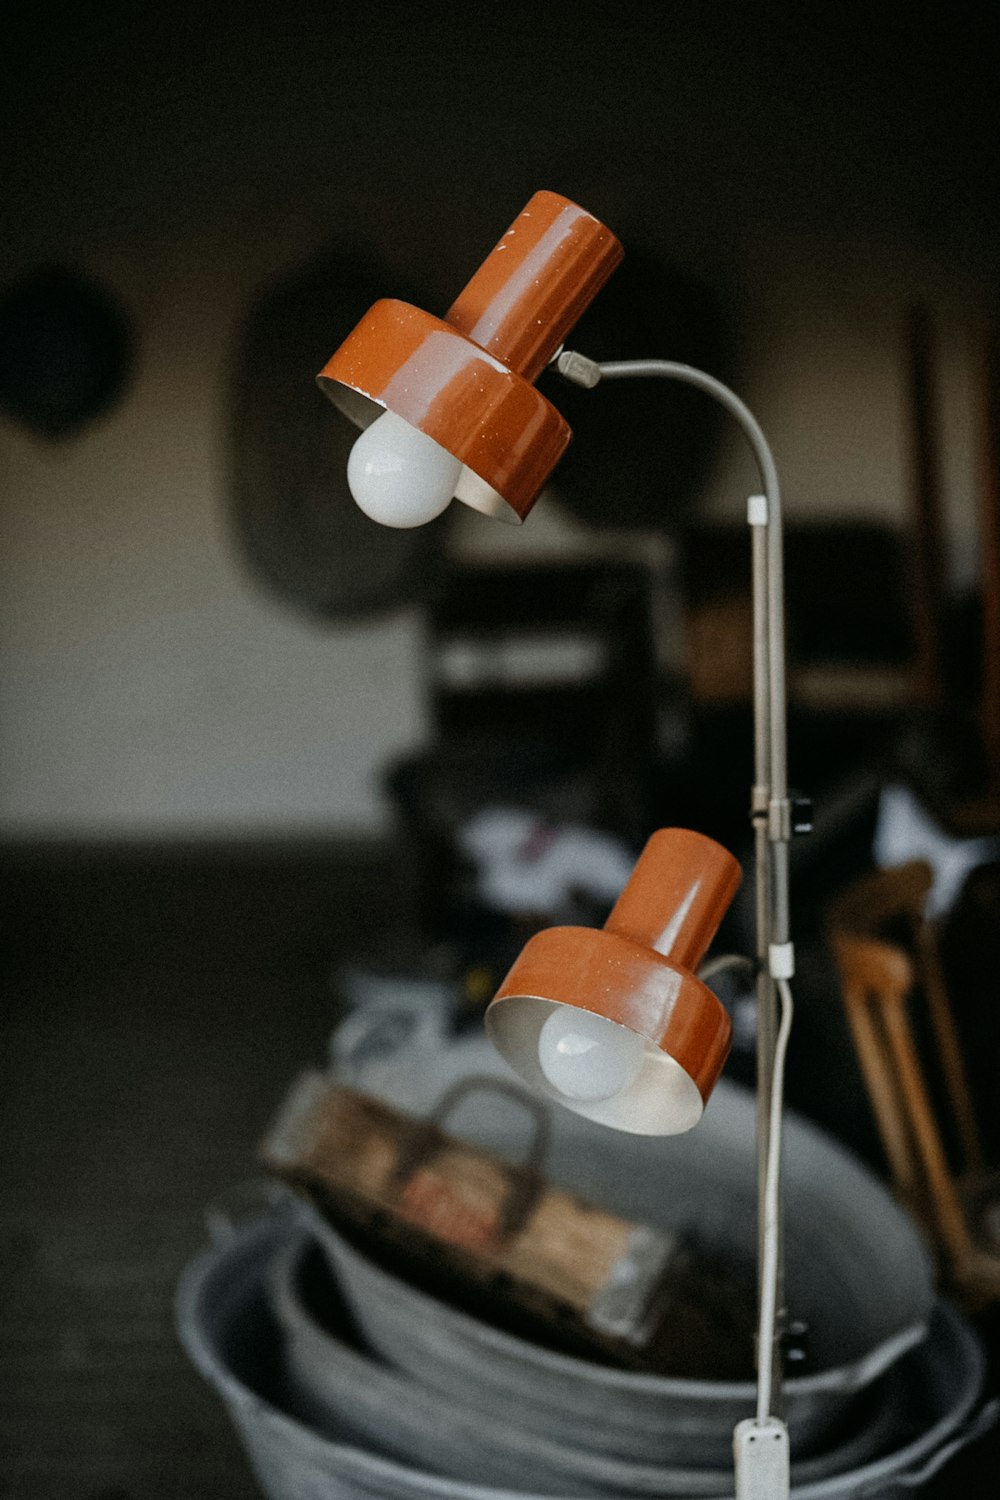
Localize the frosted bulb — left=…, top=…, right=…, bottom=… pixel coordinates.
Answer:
left=347, top=410, right=462, bottom=528
left=537, top=1007, right=646, bottom=1103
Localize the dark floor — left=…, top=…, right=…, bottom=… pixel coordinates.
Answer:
left=0, top=838, right=400, bottom=1500
left=1, top=839, right=998, bottom=1499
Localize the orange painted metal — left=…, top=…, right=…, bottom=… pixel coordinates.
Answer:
left=445, top=190, right=623, bottom=383
left=490, top=829, right=741, bottom=1101
left=316, top=192, right=622, bottom=520
left=605, top=827, right=743, bottom=971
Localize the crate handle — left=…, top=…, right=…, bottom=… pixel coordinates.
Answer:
left=388, top=1075, right=552, bottom=1240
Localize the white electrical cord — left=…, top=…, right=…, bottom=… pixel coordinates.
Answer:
left=755, top=972, right=794, bottom=1423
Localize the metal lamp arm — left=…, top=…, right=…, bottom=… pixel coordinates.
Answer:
left=556, top=353, right=787, bottom=813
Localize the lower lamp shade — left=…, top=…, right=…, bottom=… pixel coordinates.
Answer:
left=485, top=828, right=741, bottom=1134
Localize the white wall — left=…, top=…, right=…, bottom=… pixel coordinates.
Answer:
left=0, top=220, right=428, bottom=838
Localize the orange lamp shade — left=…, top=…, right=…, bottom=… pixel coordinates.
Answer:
left=485, top=829, right=741, bottom=1135
left=316, top=191, right=623, bottom=523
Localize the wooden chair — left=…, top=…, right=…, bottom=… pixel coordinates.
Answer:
left=827, top=861, right=1000, bottom=1306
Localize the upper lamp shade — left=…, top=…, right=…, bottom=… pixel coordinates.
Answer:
left=316, top=191, right=623, bottom=526
left=485, top=829, right=741, bottom=1135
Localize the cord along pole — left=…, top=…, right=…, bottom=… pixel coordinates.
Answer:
left=557, top=352, right=795, bottom=1496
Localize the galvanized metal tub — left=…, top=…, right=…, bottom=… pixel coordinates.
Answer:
left=271, top=1232, right=905, bottom=1495
left=175, top=1215, right=993, bottom=1500
left=312, top=1035, right=935, bottom=1464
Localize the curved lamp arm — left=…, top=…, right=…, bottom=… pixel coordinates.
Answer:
left=557, top=352, right=787, bottom=827
left=558, top=350, right=796, bottom=1446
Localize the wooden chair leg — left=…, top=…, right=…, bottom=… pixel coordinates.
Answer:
left=840, top=972, right=922, bottom=1207
left=919, top=922, right=985, bottom=1174
left=878, top=983, right=976, bottom=1273
left=831, top=932, right=975, bottom=1276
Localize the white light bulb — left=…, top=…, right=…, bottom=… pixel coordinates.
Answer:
left=347, top=409, right=462, bottom=528
left=537, top=1007, right=646, bottom=1103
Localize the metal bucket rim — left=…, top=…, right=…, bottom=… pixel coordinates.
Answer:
left=273, top=1232, right=908, bottom=1491
left=176, top=1216, right=987, bottom=1500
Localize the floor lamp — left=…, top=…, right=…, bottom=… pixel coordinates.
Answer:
left=316, top=190, right=799, bottom=1499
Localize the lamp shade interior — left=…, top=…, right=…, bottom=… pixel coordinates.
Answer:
left=324, top=380, right=525, bottom=524
left=486, top=994, right=705, bottom=1134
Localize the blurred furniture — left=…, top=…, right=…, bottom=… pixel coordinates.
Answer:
left=827, top=861, right=1000, bottom=1306
left=682, top=521, right=913, bottom=713
left=904, top=305, right=947, bottom=708
left=385, top=559, right=658, bottom=957
left=426, top=560, right=656, bottom=809
left=978, top=323, right=1000, bottom=802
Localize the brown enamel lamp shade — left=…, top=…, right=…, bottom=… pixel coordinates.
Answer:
left=316, top=191, right=622, bottom=525
left=486, top=829, right=741, bottom=1134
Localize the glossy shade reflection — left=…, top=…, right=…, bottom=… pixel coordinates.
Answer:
left=486, top=828, right=741, bottom=1134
